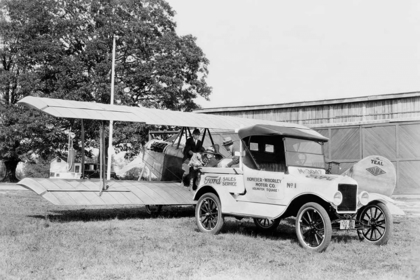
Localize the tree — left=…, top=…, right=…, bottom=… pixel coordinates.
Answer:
left=0, top=0, right=211, bottom=181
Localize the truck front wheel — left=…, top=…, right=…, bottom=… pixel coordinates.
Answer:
left=296, top=202, right=332, bottom=253
left=195, top=193, right=224, bottom=234
left=357, top=202, right=392, bottom=245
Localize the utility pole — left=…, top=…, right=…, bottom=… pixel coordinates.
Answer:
left=107, top=35, right=116, bottom=180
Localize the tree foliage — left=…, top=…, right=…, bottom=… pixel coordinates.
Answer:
left=0, top=0, right=211, bottom=181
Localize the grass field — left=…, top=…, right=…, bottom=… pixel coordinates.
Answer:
left=1, top=190, right=419, bottom=280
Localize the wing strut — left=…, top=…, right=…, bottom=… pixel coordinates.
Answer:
left=81, top=119, right=85, bottom=178
left=99, top=121, right=107, bottom=195
left=176, top=127, right=185, bottom=149
left=204, top=128, right=215, bottom=147
left=201, top=128, right=207, bottom=144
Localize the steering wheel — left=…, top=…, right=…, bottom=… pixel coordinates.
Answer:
left=296, top=153, right=307, bottom=165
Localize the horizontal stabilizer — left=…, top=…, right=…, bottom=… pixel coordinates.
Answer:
left=18, top=178, right=194, bottom=206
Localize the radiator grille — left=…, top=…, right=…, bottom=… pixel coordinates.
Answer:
left=337, top=184, right=357, bottom=211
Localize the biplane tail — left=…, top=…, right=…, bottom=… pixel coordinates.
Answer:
left=343, top=155, right=396, bottom=197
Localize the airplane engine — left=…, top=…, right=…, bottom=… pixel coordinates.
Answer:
left=342, top=155, right=396, bottom=197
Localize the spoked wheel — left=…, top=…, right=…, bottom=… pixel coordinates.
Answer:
left=253, top=217, right=281, bottom=232
left=296, top=202, right=332, bottom=253
left=357, top=202, right=392, bottom=245
left=195, top=193, right=224, bottom=234
left=145, top=205, right=163, bottom=215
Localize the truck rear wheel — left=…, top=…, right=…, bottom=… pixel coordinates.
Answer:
left=357, top=202, right=392, bottom=245
left=195, top=193, right=224, bottom=234
left=296, top=202, right=332, bottom=253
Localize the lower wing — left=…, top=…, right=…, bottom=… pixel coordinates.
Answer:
left=18, top=178, right=194, bottom=206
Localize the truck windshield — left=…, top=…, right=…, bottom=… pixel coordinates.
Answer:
left=284, top=138, right=326, bottom=169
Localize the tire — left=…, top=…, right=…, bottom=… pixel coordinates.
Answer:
left=357, top=202, right=392, bottom=245
left=195, top=193, right=224, bottom=234
left=296, top=202, right=332, bottom=253
left=145, top=205, right=162, bottom=215
left=253, top=217, right=281, bottom=232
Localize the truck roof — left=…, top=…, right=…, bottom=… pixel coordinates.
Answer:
left=238, top=124, right=328, bottom=142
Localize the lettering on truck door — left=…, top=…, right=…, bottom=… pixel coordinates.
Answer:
left=241, top=136, right=286, bottom=202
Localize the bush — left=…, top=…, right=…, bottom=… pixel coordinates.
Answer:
left=20, top=161, right=50, bottom=179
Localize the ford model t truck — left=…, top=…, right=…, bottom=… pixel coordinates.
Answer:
left=193, top=124, right=399, bottom=252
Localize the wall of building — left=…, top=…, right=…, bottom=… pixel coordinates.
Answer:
left=199, top=92, right=420, bottom=125
left=198, top=92, right=420, bottom=195
left=314, top=122, right=420, bottom=195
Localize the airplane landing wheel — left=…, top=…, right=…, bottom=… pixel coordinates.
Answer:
left=145, top=205, right=162, bottom=215
left=253, top=217, right=281, bottom=232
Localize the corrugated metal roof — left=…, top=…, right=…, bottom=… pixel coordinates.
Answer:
left=196, top=91, right=420, bottom=113
left=18, top=96, right=323, bottom=134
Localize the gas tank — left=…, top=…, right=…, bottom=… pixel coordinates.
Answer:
left=342, top=155, right=396, bottom=197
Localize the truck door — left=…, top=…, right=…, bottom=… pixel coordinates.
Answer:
left=242, top=136, right=286, bottom=203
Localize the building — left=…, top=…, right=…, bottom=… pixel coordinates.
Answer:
left=197, top=91, right=420, bottom=195
left=49, top=157, right=82, bottom=179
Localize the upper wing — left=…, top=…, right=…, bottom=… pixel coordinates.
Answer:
left=18, top=96, right=310, bottom=131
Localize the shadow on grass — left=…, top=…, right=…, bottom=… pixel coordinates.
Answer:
left=215, top=217, right=299, bottom=244
left=28, top=207, right=362, bottom=245
left=28, top=205, right=196, bottom=223
left=217, top=217, right=361, bottom=245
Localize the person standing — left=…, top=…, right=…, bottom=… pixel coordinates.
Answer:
left=182, top=129, right=202, bottom=186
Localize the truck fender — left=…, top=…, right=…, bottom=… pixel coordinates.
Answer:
left=366, top=193, right=405, bottom=216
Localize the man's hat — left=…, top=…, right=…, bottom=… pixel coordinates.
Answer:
left=193, top=128, right=200, bottom=135
left=222, top=136, right=233, bottom=146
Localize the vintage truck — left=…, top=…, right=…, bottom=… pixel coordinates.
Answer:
left=193, top=124, right=400, bottom=252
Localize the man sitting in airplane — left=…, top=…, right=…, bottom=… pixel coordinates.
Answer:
left=202, top=146, right=221, bottom=167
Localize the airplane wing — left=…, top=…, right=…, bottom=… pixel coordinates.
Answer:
left=18, top=178, right=194, bottom=206
left=17, top=96, right=317, bottom=133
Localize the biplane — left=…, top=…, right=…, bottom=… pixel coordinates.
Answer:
left=17, top=96, right=315, bottom=211
left=17, top=96, right=404, bottom=252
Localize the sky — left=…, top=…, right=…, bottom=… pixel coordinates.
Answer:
left=169, top=0, right=420, bottom=109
